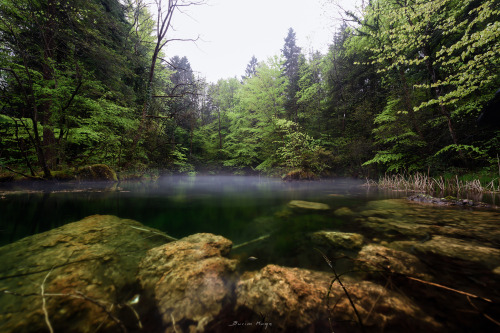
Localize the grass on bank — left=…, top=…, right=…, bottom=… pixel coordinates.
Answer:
left=364, top=172, right=500, bottom=194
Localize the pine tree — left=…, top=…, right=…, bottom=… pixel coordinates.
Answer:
left=281, top=28, right=302, bottom=122
left=243, top=55, right=258, bottom=80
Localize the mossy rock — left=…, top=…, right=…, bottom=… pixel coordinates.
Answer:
left=282, top=169, right=318, bottom=181
left=77, top=164, right=118, bottom=181
left=288, top=200, right=330, bottom=211
left=52, top=169, right=77, bottom=181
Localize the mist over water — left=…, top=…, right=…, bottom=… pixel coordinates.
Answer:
left=0, top=176, right=369, bottom=246
left=1, top=175, right=499, bottom=332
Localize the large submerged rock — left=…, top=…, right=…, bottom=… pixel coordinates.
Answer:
left=310, top=230, right=364, bottom=250
left=4, top=210, right=487, bottom=332
left=356, top=199, right=500, bottom=245
left=137, top=233, right=238, bottom=332
left=287, top=200, right=330, bottom=211
left=357, top=244, right=433, bottom=280
left=0, top=215, right=170, bottom=333
left=235, top=264, right=441, bottom=332
left=412, top=235, right=500, bottom=270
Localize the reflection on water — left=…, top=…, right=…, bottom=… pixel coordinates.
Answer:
left=0, top=176, right=499, bottom=332
left=0, top=176, right=368, bottom=245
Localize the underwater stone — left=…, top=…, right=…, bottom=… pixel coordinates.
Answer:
left=407, top=194, right=498, bottom=209
left=0, top=215, right=169, bottom=333
left=235, top=264, right=441, bottom=332
left=287, top=200, right=330, bottom=211
left=137, top=233, right=237, bottom=332
left=309, top=230, right=364, bottom=250
left=412, top=235, right=500, bottom=269
left=334, top=206, right=354, bottom=216
left=357, top=244, right=433, bottom=280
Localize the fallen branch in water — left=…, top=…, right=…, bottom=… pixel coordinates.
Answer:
left=128, top=225, right=178, bottom=242
left=320, top=253, right=499, bottom=328
left=406, top=276, right=492, bottom=303
left=467, top=296, right=500, bottom=327
left=316, top=248, right=366, bottom=333
left=233, top=234, right=270, bottom=250
left=41, top=268, right=54, bottom=333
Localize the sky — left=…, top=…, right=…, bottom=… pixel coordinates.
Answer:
left=159, top=0, right=360, bottom=82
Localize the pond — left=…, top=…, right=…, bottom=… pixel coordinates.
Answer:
left=0, top=176, right=372, bottom=246
left=0, top=175, right=499, bottom=332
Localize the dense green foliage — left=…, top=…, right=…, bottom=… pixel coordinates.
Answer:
left=1, top=0, right=498, bottom=179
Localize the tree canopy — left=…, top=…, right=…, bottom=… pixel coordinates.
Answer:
left=1, top=0, right=498, bottom=179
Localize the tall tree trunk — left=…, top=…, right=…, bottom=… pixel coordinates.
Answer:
left=423, top=45, right=465, bottom=161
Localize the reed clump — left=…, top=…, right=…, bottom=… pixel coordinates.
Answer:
left=364, top=172, right=499, bottom=194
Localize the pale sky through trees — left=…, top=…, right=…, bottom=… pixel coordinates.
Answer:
left=161, top=0, right=359, bottom=82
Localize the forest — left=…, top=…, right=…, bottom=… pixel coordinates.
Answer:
left=0, top=0, right=499, bottom=181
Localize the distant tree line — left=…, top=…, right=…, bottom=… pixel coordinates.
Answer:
left=0, top=0, right=498, bottom=179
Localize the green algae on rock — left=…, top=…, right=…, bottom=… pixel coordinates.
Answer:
left=287, top=200, right=330, bottom=211
left=137, top=233, right=238, bottom=332
left=309, top=230, right=364, bottom=250
left=76, top=164, right=118, bottom=181
left=0, top=215, right=170, bottom=333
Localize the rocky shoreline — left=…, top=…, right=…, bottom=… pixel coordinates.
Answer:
left=407, top=193, right=499, bottom=209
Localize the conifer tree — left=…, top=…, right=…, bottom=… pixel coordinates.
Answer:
left=281, top=28, right=302, bottom=122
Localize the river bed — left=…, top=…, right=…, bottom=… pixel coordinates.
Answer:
left=0, top=176, right=499, bottom=332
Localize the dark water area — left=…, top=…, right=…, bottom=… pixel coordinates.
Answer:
left=0, top=176, right=372, bottom=246
left=0, top=176, right=499, bottom=332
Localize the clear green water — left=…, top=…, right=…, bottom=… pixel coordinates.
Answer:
left=0, top=176, right=499, bottom=332
left=0, top=176, right=370, bottom=246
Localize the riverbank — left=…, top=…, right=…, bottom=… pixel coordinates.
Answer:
left=364, top=172, right=499, bottom=195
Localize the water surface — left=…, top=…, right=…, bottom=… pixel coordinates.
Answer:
left=0, top=176, right=499, bottom=332
left=0, top=176, right=369, bottom=245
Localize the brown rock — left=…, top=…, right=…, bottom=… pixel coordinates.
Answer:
left=137, top=233, right=238, bottom=332
left=357, top=244, right=432, bottom=280
left=235, top=264, right=441, bottom=332
left=412, top=235, right=500, bottom=269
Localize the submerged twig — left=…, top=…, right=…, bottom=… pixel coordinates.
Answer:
left=4, top=288, right=129, bottom=332
left=406, top=276, right=492, bottom=303
left=316, top=248, right=366, bottom=333
left=467, top=296, right=500, bottom=327
left=75, top=291, right=127, bottom=333
left=41, top=268, right=54, bottom=333
left=233, top=234, right=270, bottom=250
left=128, top=225, right=178, bottom=242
